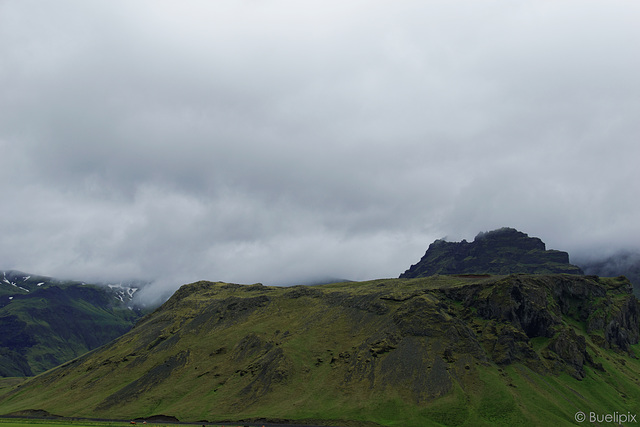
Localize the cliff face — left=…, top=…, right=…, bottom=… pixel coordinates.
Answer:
left=441, top=274, right=638, bottom=378
left=1, top=274, right=638, bottom=426
left=400, top=227, right=584, bottom=278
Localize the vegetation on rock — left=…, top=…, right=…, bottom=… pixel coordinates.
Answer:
left=1, top=274, right=638, bottom=426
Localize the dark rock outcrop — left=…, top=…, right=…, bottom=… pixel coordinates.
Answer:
left=401, top=227, right=584, bottom=278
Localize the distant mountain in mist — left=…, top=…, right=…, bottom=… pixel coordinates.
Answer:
left=400, top=227, right=584, bottom=278
left=0, top=270, right=146, bottom=376
left=577, top=251, right=640, bottom=297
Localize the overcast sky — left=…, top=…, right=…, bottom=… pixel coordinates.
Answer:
left=2, top=1, right=639, bottom=302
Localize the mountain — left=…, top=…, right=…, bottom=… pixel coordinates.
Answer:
left=400, top=227, right=584, bottom=278
left=576, top=251, right=640, bottom=298
left=0, top=270, right=145, bottom=377
left=1, top=275, right=638, bottom=426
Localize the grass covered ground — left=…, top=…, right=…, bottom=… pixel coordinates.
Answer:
left=0, top=421, right=132, bottom=427
left=0, top=420, right=323, bottom=427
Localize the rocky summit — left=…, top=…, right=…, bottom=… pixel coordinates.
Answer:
left=400, top=227, right=584, bottom=278
left=0, top=274, right=638, bottom=426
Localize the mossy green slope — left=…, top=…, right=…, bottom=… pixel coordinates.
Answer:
left=0, top=275, right=638, bottom=426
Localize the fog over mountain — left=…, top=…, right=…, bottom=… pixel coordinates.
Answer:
left=1, top=1, right=639, bottom=304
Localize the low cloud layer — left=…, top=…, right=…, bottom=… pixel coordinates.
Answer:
left=2, top=1, right=639, bottom=301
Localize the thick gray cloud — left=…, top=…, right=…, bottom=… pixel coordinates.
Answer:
left=2, top=1, right=639, bottom=301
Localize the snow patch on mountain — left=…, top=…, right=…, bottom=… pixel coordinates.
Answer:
left=2, top=272, right=16, bottom=287
left=107, top=283, right=139, bottom=304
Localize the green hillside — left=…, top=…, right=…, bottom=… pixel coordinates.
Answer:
left=1, top=274, right=638, bottom=426
left=0, top=271, right=143, bottom=376
left=401, top=228, right=584, bottom=278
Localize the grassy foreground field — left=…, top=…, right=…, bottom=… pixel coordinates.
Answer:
left=0, top=419, right=262, bottom=427
left=0, top=421, right=129, bottom=427
left=0, top=421, right=154, bottom=427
